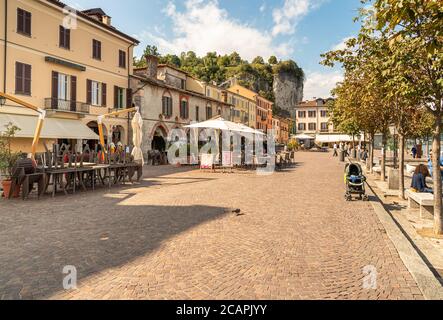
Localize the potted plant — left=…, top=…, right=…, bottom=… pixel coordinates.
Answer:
left=287, top=140, right=299, bottom=151
left=0, top=123, right=21, bottom=198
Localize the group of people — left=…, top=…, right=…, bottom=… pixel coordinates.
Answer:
left=333, top=142, right=366, bottom=159
left=330, top=139, right=440, bottom=194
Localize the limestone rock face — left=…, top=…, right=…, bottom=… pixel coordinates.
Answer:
left=273, top=71, right=304, bottom=113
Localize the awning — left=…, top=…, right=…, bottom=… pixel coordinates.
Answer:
left=0, top=114, right=99, bottom=140
left=295, top=134, right=315, bottom=140
left=315, top=134, right=362, bottom=143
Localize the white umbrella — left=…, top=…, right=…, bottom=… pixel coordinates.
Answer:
left=184, top=117, right=264, bottom=136
left=184, top=117, right=245, bottom=132
left=295, top=134, right=315, bottom=140
left=237, top=123, right=266, bottom=136
left=131, top=111, right=144, bottom=165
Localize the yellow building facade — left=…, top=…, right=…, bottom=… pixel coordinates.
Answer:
left=228, top=83, right=272, bottom=132
left=0, top=0, right=139, bottom=152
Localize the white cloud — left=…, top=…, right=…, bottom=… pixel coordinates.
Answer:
left=272, top=0, right=326, bottom=36
left=137, top=0, right=293, bottom=61
left=331, top=36, right=353, bottom=51
left=303, top=70, right=343, bottom=99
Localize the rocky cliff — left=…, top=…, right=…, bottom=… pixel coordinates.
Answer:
left=273, top=70, right=304, bottom=114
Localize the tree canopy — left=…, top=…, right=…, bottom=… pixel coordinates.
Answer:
left=321, top=0, right=443, bottom=234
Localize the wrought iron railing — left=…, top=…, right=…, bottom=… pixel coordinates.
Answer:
left=44, top=98, right=90, bottom=113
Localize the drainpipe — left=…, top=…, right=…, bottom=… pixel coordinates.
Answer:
left=3, top=0, right=8, bottom=93
left=127, top=42, right=135, bottom=146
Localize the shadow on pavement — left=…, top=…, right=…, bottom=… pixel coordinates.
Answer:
left=0, top=191, right=228, bottom=299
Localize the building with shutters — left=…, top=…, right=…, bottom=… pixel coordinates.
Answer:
left=226, top=83, right=272, bottom=134
left=294, top=98, right=335, bottom=136
left=279, top=117, right=290, bottom=144
left=0, top=0, right=139, bottom=152
left=131, top=55, right=233, bottom=154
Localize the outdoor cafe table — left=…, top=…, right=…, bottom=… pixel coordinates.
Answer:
left=42, top=164, right=97, bottom=197
left=42, top=162, right=142, bottom=197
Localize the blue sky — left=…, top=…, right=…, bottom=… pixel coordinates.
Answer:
left=67, top=0, right=364, bottom=99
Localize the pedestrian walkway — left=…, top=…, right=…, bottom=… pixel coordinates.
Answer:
left=0, top=152, right=422, bottom=299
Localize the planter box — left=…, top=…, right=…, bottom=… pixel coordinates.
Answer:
left=388, top=168, right=400, bottom=190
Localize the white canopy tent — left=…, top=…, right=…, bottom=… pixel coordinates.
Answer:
left=315, top=134, right=363, bottom=144
left=184, top=117, right=266, bottom=167
left=184, top=117, right=264, bottom=136
left=294, top=134, right=315, bottom=140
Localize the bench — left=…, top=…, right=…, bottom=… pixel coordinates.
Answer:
left=372, top=166, right=382, bottom=177
left=405, top=189, right=434, bottom=220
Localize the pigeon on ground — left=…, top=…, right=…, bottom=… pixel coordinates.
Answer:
left=232, top=209, right=245, bottom=216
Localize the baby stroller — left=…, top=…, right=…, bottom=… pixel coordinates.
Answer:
left=344, top=163, right=369, bottom=201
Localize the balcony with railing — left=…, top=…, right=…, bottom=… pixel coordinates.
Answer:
left=44, top=98, right=90, bottom=114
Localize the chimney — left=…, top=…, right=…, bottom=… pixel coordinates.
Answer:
left=102, top=15, right=112, bottom=26
left=145, top=55, right=159, bottom=79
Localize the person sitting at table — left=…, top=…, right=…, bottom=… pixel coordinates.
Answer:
left=411, top=164, right=433, bottom=193
left=63, top=147, right=72, bottom=163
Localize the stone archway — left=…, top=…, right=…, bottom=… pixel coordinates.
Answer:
left=151, top=123, right=168, bottom=152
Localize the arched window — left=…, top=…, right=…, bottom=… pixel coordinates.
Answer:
left=162, top=91, right=173, bottom=117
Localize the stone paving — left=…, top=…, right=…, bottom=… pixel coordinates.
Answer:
left=0, top=152, right=423, bottom=300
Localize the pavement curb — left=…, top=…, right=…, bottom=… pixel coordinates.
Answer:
left=365, top=181, right=443, bottom=300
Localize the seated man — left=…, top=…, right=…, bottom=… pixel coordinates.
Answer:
left=411, top=164, right=432, bottom=193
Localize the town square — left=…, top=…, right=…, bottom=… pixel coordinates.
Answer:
left=0, top=0, right=442, bottom=306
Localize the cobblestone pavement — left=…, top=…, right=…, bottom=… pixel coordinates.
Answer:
left=0, top=152, right=423, bottom=300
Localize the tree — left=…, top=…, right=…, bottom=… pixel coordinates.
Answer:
left=143, top=45, right=160, bottom=57
left=133, top=56, right=146, bottom=68
left=322, top=36, right=393, bottom=175
left=324, top=1, right=442, bottom=234
left=252, top=56, right=265, bottom=65
left=159, top=54, right=181, bottom=68
left=228, top=52, right=242, bottom=66
left=268, top=56, right=278, bottom=65
left=0, top=123, right=21, bottom=179
left=371, top=0, right=443, bottom=234
left=273, top=60, right=305, bottom=81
